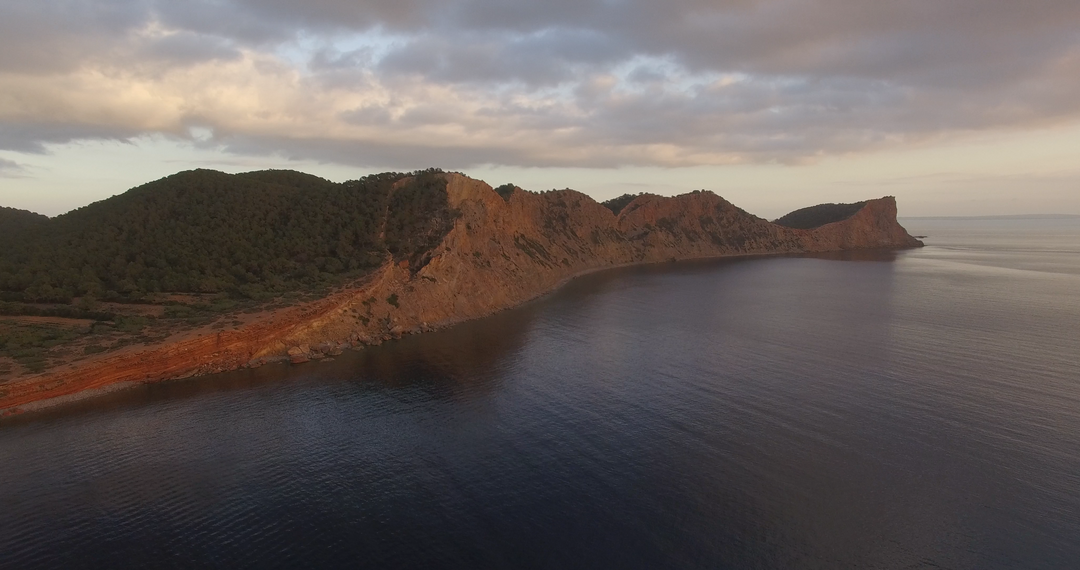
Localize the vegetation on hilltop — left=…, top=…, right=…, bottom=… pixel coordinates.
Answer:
left=0, top=168, right=457, bottom=375
left=0, top=168, right=454, bottom=304
left=385, top=172, right=460, bottom=273
left=601, top=193, right=646, bottom=215
left=772, top=201, right=867, bottom=230
left=0, top=206, right=49, bottom=240
left=493, top=184, right=516, bottom=202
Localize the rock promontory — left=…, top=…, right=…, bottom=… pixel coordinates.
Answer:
left=0, top=172, right=921, bottom=414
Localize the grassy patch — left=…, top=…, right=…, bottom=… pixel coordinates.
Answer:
left=0, top=320, right=84, bottom=373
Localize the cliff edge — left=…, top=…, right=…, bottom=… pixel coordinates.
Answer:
left=0, top=173, right=921, bottom=415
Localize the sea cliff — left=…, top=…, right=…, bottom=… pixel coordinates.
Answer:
left=0, top=173, right=921, bottom=415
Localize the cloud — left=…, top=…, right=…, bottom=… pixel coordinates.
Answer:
left=0, top=156, right=24, bottom=177
left=0, top=0, right=1079, bottom=169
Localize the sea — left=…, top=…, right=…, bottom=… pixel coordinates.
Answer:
left=1, top=216, right=1078, bottom=569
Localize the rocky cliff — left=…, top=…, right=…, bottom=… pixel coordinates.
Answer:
left=0, top=173, right=921, bottom=415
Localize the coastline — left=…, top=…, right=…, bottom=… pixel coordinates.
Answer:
left=0, top=174, right=923, bottom=418
left=0, top=247, right=915, bottom=419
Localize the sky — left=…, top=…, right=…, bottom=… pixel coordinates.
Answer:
left=1, top=0, right=1079, bottom=219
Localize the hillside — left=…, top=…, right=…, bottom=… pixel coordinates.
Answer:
left=772, top=201, right=868, bottom=229
left=0, top=206, right=49, bottom=240
left=0, top=169, right=451, bottom=303
left=0, top=171, right=922, bottom=414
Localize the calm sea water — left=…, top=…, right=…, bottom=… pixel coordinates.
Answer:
left=1, top=217, right=1078, bottom=569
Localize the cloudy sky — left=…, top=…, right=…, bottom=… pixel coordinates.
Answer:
left=2, top=0, right=1079, bottom=217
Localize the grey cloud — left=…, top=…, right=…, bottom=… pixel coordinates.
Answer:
left=228, top=0, right=1080, bottom=123
left=0, top=122, right=145, bottom=154
left=375, top=28, right=626, bottom=87
left=139, top=32, right=242, bottom=65
left=339, top=105, right=394, bottom=127
left=150, top=0, right=440, bottom=44
left=2, top=0, right=1080, bottom=168
left=309, top=48, right=375, bottom=72
left=217, top=133, right=550, bottom=170
left=0, top=157, right=24, bottom=177
left=0, top=0, right=150, bottom=73
left=9, top=0, right=1080, bottom=83
left=151, top=1, right=303, bottom=46
left=626, top=65, right=670, bottom=85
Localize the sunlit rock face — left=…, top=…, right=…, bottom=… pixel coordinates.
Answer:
left=0, top=172, right=921, bottom=414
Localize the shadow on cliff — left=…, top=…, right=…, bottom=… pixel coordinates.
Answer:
left=339, top=301, right=541, bottom=397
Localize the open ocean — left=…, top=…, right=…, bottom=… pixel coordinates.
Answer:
left=1, top=216, right=1078, bottom=569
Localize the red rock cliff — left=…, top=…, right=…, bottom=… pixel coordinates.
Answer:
left=0, top=174, right=921, bottom=415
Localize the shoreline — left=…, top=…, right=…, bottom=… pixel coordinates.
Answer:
left=0, top=246, right=915, bottom=419
left=1, top=175, right=923, bottom=418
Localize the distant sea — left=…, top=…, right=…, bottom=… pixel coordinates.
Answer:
left=1, top=217, right=1078, bottom=569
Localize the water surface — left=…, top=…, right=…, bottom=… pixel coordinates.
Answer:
left=1, top=218, right=1078, bottom=569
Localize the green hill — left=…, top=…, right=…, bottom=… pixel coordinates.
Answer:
left=0, top=168, right=456, bottom=304
left=772, top=201, right=867, bottom=230
left=600, top=193, right=643, bottom=215
left=0, top=206, right=49, bottom=240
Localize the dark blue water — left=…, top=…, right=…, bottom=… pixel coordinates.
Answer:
left=1, top=218, right=1078, bottom=569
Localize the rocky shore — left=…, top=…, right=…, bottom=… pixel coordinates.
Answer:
left=0, top=173, right=922, bottom=416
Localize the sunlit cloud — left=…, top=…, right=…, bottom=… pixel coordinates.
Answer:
left=1, top=0, right=1079, bottom=215
left=3, top=0, right=1080, bottom=169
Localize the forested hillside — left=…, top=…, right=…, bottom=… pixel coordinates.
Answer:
left=0, top=168, right=455, bottom=304
left=0, top=206, right=49, bottom=240
left=0, top=168, right=457, bottom=375
left=600, top=193, right=646, bottom=215
left=772, top=201, right=868, bottom=230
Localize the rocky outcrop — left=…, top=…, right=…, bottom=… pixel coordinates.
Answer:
left=0, top=174, right=921, bottom=415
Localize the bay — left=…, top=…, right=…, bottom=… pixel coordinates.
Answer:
left=1, top=217, right=1078, bottom=569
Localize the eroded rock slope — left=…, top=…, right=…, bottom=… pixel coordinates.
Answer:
left=0, top=173, right=921, bottom=414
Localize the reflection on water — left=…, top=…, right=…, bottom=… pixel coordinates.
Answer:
left=1, top=223, right=1079, bottom=569
left=8, top=291, right=542, bottom=426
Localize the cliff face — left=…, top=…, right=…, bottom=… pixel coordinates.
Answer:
left=0, top=174, right=921, bottom=414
